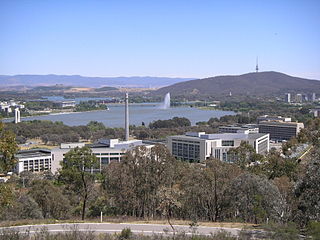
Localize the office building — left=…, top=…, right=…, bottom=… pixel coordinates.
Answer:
left=310, top=108, right=320, bottom=117
left=285, top=93, right=291, bottom=103
left=312, top=93, right=316, bottom=102
left=258, top=121, right=304, bottom=141
left=167, top=132, right=269, bottom=163
left=296, top=94, right=302, bottom=103
left=15, top=149, right=52, bottom=174
left=219, top=124, right=259, bottom=134
left=257, top=115, right=291, bottom=124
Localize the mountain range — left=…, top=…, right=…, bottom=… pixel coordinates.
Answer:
left=154, top=71, right=320, bottom=97
left=0, top=75, right=194, bottom=88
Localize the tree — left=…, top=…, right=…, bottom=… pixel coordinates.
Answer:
left=0, top=122, right=18, bottom=173
left=29, top=180, right=71, bottom=219
left=157, top=185, right=182, bottom=232
left=294, top=149, right=320, bottom=226
left=58, top=146, right=98, bottom=220
left=149, top=117, right=191, bottom=129
left=87, top=121, right=106, bottom=132
left=179, top=159, right=242, bottom=222
left=257, top=151, right=298, bottom=180
left=8, top=194, right=43, bottom=220
left=0, top=183, right=15, bottom=220
left=228, top=141, right=262, bottom=169
left=224, top=173, right=286, bottom=224
left=103, top=144, right=178, bottom=218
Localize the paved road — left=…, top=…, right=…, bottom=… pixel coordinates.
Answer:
left=0, top=223, right=242, bottom=236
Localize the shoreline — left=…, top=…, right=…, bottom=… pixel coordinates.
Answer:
left=1, top=109, right=105, bottom=121
left=1, top=106, right=236, bottom=127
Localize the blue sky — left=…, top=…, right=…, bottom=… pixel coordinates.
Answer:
left=1, top=0, right=320, bottom=79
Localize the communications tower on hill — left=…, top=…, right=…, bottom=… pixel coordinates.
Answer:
left=255, top=57, right=259, bottom=73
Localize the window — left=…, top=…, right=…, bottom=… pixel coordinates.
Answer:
left=223, top=152, right=227, bottom=161
left=222, top=140, right=234, bottom=146
left=101, top=157, right=109, bottom=164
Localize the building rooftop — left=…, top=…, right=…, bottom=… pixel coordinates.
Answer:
left=259, top=121, right=303, bottom=126
left=57, top=139, right=152, bottom=151
left=219, top=124, right=258, bottom=129
left=16, top=149, right=51, bottom=159
left=169, top=132, right=268, bottom=141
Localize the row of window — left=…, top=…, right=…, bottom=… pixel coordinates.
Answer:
left=22, top=158, right=51, bottom=172
left=172, top=142, right=200, bottom=161
left=99, top=157, right=122, bottom=165
left=94, top=152, right=125, bottom=156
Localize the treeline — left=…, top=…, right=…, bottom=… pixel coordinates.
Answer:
left=75, top=100, right=106, bottom=112
left=149, top=117, right=191, bottom=129
left=219, top=99, right=315, bottom=123
left=24, top=101, right=57, bottom=111
left=4, top=118, right=216, bottom=145
left=4, top=120, right=125, bottom=145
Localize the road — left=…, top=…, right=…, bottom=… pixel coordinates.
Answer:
left=0, top=223, right=242, bottom=236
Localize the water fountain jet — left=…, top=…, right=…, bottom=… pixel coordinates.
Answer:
left=160, top=92, right=171, bottom=109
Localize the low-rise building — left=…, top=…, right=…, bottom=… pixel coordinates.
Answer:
left=167, top=132, right=269, bottom=163
left=15, top=149, right=52, bottom=174
left=55, top=100, right=76, bottom=108
left=0, top=101, right=25, bottom=113
left=51, top=139, right=153, bottom=174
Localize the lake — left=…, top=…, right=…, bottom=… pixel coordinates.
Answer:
left=16, top=103, right=234, bottom=127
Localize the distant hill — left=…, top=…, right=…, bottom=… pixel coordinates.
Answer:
left=0, top=75, right=194, bottom=88
left=154, top=72, right=320, bottom=97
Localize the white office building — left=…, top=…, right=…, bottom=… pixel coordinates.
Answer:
left=51, top=139, right=153, bottom=174
left=285, top=93, right=291, bottom=103
left=167, top=132, right=269, bottom=163
left=15, top=149, right=52, bottom=174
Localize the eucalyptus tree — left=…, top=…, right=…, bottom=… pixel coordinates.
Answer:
left=103, top=144, right=178, bottom=218
left=58, top=146, right=99, bottom=220
left=0, top=122, right=18, bottom=174
left=294, top=149, right=320, bottom=226
left=223, top=173, right=287, bottom=224
left=179, top=158, right=242, bottom=221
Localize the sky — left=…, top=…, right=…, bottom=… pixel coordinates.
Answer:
left=1, top=0, right=320, bottom=79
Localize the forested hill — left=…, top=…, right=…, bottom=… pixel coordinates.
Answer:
left=153, top=71, right=320, bottom=97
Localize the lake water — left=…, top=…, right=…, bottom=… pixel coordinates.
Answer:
left=43, top=96, right=114, bottom=104
left=14, top=103, right=235, bottom=127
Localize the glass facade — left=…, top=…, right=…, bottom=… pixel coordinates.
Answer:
left=172, top=141, right=200, bottom=162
